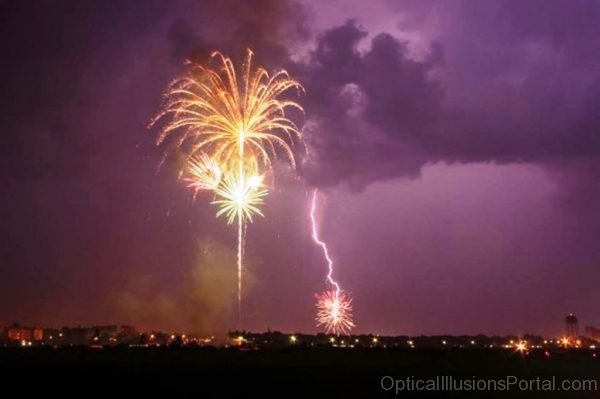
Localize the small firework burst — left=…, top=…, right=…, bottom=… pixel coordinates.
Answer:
left=186, top=153, right=222, bottom=194
left=212, top=172, right=267, bottom=225
left=316, top=289, right=355, bottom=335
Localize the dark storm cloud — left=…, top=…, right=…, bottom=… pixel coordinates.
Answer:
left=166, top=0, right=309, bottom=67
left=298, top=21, right=443, bottom=188
left=299, top=1, right=600, bottom=187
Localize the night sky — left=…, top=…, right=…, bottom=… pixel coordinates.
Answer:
left=2, top=0, right=600, bottom=336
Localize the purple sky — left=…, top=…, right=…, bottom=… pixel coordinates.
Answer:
left=2, top=0, right=600, bottom=336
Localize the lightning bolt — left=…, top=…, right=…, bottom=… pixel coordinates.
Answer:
left=310, top=189, right=355, bottom=335
left=310, top=190, right=341, bottom=296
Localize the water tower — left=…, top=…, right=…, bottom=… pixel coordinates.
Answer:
left=565, top=313, right=578, bottom=338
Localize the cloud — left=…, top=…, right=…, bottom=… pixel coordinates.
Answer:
left=297, top=20, right=443, bottom=189
left=296, top=1, right=600, bottom=188
left=166, top=0, right=310, bottom=68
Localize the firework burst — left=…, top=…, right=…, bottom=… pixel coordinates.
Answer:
left=152, top=49, right=303, bottom=321
left=186, top=153, right=222, bottom=194
left=212, top=172, right=267, bottom=225
left=152, top=49, right=303, bottom=176
left=316, top=289, right=355, bottom=336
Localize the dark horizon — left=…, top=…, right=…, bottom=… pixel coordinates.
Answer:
left=2, top=0, right=600, bottom=337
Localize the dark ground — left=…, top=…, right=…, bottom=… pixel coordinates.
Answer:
left=1, top=347, right=598, bottom=398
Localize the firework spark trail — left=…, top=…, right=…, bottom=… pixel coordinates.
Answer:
left=237, top=121, right=245, bottom=319
left=238, top=213, right=243, bottom=318
left=240, top=221, right=248, bottom=318
left=211, top=170, right=267, bottom=321
left=310, top=190, right=355, bottom=335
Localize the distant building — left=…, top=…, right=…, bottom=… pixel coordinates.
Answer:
left=565, top=313, right=579, bottom=338
left=4, top=323, right=43, bottom=342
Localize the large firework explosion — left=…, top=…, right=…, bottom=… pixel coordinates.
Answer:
left=152, top=49, right=303, bottom=320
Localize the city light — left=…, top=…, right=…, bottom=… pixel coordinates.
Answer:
left=3, top=325, right=599, bottom=355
